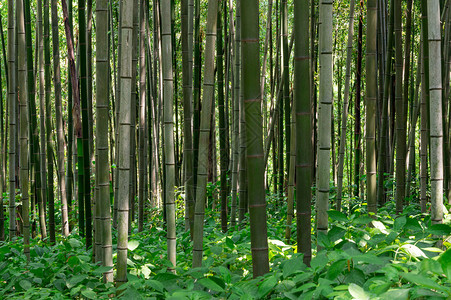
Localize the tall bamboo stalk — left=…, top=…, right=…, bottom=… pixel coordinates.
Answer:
left=317, top=0, right=333, bottom=244
left=18, top=0, right=30, bottom=258
left=428, top=0, right=444, bottom=225
left=366, top=0, right=377, bottom=214
left=394, top=0, right=406, bottom=214
left=336, top=0, right=355, bottom=211
left=192, top=0, right=219, bottom=268
left=52, top=0, right=69, bottom=237
left=96, top=0, right=113, bottom=281
left=161, top=0, right=177, bottom=270
left=116, top=0, right=134, bottom=284
left=241, top=0, right=270, bottom=277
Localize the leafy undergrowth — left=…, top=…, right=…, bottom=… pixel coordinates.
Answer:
left=1, top=200, right=451, bottom=299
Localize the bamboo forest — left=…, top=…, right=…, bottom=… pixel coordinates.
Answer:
left=1, top=0, right=451, bottom=298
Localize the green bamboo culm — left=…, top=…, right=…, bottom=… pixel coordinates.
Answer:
left=427, top=0, right=444, bottom=225
left=44, top=0, right=52, bottom=240
left=52, top=0, right=69, bottom=237
left=116, top=0, right=134, bottom=285
left=96, top=0, right=113, bottom=281
left=181, top=0, right=195, bottom=234
left=79, top=0, right=92, bottom=248
left=240, top=0, right=270, bottom=278
left=294, top=0, right=312, bottom=266
left=160, top=0, right=177, bottom=272
left=217, top=1, right=228, bottom=233
left=192, top=0, right=219, bottom=268
left=366, top=0, right=377, bottom=214
left=18, top=0, right=30, bottom=258
left=394, top=0, right=406, bottom=214
left=8, top=0, right=16, bottom=241
left=317, top=0, right=333, bottom=247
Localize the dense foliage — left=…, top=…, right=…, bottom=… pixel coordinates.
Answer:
left=1, top=192, right=451, bottom=299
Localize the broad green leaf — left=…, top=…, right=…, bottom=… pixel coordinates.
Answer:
left=210, top=245, right=222, bottom=255
left=428, top=224, right=451, bottom=236
left=292, top=282, right=316, bottom=293
left=317, top=231, right=332, bottom=249
left=326, top=259, right=347, bottom=280
left=401, top=273, right=447, bottom=292
left=119, top=286, right=143, bottom=299
left=53, top=279, right=66, bottom=292
left=348, top=283, right=370, bottom=300
left=275, top=280, right=295, bottom=293
left=354, top=254, right=386, bottom=265
left=439, top=247, right=451, bottom=280
left=404, top=218, right=422, bottom=232
left=400, top=244, right=427, bottom=259
left=394, top=216, right=407, bottom=232
left=421, top=258, right=443, bottom=276
left=257, top=276, right=277, bottom=298
left=93, top=266, right=113, bottom=275
left=353, top=216, right=373, bottom=225
left=371, top=221, right=388, bottom=234
left=68, top=238, right=83, bottom=249
left=225, top=238, right=235, bottom=250
left=141, top=265, right=151, bottom=279
left=311, top=252, right=328, bottom=272
left=19, top=279, right=31, bottom=290
left=379, top=289, right=409, bottom=300
left=128, top=240, right=140, bottom=251
left=81, top=288, right=97, bottom=299
left=67, top=274, right=87, bottom=288
left=328, top=210, right=348, bottom=222
left=198, top=277, right=224, bottom=292
left=147, top=279, right=165, bottom=293
left=282, top=256, right=305, bottom=278
left=328, top=226, right=346, bottom=243
left=215, top=266, right=231, bottom=284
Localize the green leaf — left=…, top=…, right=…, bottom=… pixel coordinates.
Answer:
left=283, top=256, right=305, bottom=278
left=371, top=221, right=388, bottom=234
left=225, top=237, right=235, bottom=250
left=68, top=238, right=83, bottom=249
left=379, top=289, right=409, bottom=300
left=311, top=252, right=328, bottom=272
left=421, top=258, right=443, bottom=276
left=119, top=286, right=143, bottom=299
left=439, top=247, right=451, bottom=280
left=326, top=259, right=347, bottom=280
left=93, top=266, right=113, bottom=275
left=275, top=280, right=295, bottom=293
left=128, top=240, right=140, bottom=251
left=53, top=279, right=66, bottom=292
left=353, top=254, right=386, bottom=265
left=81, top=288, right=97, bottom=299
left=19, top=279, right=31, bottom=290
left=292, top=282, right=316, bottom=293
left=428, top=224, right=451, bottom=236
left=353, top=216, right=373, bottom=225
left=257, top=276, right=277, bottom=298
left=348, top=283, right=370, bottom=300
left=400, top=244, right=427, bottom=259
left=215, top=266, right=231, bottom=284
left=147, top=279, right=165, bottom=293
left=394, top=216, right=407, bottom=231
left=328, top=210, right=348, bottom=222
left=210, top=245, right=222, bottom=255
left=401, top=273, right=447, bottom=292
left=67, top=274, right=87, bottom=288
left=198, top=277, right=224, bottom=292
left=328, top=226, right=346, bottom=243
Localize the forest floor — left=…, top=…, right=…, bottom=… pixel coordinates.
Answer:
left=1, top=192, right=451, bottom=299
